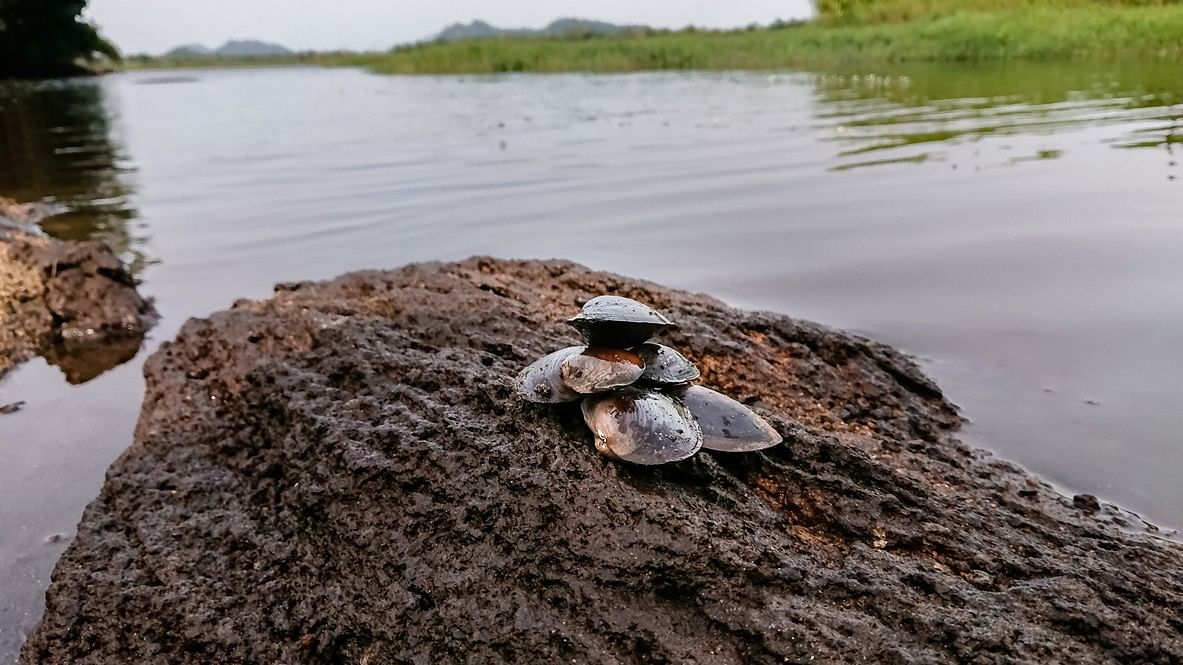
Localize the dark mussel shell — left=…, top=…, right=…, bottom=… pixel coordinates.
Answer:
left=567, top=295, right=674, bottom=348
left=675, top=385, right=782, bottom=452
left=636, top=343, right=700, bottom=385
left=581, top=388, right=703, bottom=464
left=560, top=347, right=645, bottom=394
left=516, top=346, right=583, bottom=403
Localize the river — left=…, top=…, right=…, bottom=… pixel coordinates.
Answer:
left=0, top=63, right=1180, bottom=660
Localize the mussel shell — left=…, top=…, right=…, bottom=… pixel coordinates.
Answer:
left=581, top=388, right=703, bottom=465
left=675, top=385, right=782, bottom=452
left=516, top=346, right=583, bottom=403
left=567, top=295, right=674, bottom=348
left=636, top=343, right=700, bottom=385
left=559, top=347, right=645, bottom=394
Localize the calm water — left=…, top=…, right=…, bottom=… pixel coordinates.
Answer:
left=1, top=63, right=1181, bottom=659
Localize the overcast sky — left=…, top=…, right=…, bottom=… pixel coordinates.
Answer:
left=86, top=1, right=815, bottom=55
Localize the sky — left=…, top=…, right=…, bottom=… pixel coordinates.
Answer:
left=86, top=0, right=815, bottom=55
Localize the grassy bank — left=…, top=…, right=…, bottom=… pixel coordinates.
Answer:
left=119, top=3, right=1183, bottom=75
left=355, top=5, right=1183, bottom=74
left=815, top=0, right=1181, bottom=23
left=121, top=52, right=356, bottom=71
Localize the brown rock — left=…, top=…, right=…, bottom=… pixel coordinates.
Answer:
left=0, top=224, right=155, bottom=382
left=21, top=258, right=1183, bottom=663
left=0, top=196, right=38, bottom=226
left=1074, top=493, right=1102, bottom=512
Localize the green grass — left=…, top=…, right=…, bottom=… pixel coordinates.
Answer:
left=815, top=0, right=1181, bottom=23
left=120, top=52, right=363, bottom=71
left=351, top=5, right=1183, bottom=74
left=122, top=3, right=1183, bottom=75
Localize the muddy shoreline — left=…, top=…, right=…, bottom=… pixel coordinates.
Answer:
left=18, top=258, right=1183, bottom=663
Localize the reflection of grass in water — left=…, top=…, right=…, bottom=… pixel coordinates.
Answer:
left=1008, top=148, right=1065, bottom=163
left=813, top=60, right=1183, bottom=170
left=829, top=152, right=934, bottom=171
left=0, top=80, right=151, bottom=275
left=812, top=60, right=1182, bottom=108
left=1108, top=110, right=1182, bottom=149
left=834, top=129, right=964, bottom=156
left=1111, top=133, right=1182, bottom=149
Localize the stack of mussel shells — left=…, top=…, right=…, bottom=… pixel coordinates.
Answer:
left=517, top=295, right=782, bottom=465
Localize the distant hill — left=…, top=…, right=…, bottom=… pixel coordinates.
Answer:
left=435, top=18, right=648, bottom=43
left=216, top=40, right=293, bottom=57
left=162, top=40, right=293, bottom=59
left=163, top=44, right=213, bottom=59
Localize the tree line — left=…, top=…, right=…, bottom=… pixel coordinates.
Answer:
left=0, top=0, right=118, bottom=78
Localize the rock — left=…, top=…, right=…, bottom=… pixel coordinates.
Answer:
left=0, top=196, right=60, bottom=235
left=0, top=225, right=155, bottom=382
left=1074, top=493, right=1102, bottom=512
left=0, top=400, right=25, bottom=415
left=22, top=258, right=1183, bottom=663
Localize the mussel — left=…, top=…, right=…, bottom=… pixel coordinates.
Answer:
left=568, top=295, right=674, bottom=348
left=517, top=346, right=645, bottom=403
left=517, top=346, right=583, bottom=403
left=581, top=388, right=702, bottom=464
left=560, top=347, right=645, bottom=394
left=636, top=343, right=700, bottom=385
left=675, top=385, right=782, bottom=452
left=516, top=293, right=784, bottom=464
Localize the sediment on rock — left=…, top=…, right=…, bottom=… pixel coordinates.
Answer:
left=23, top=258, right=1183, bottom=664
left=0, top=205, right=155, bottom=383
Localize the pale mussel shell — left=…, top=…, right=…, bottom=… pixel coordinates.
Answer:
left=517, top=346, right=583, bottom=403
left=675, top=385, right=782, bottom=452
left=636, top=343, right=700, bottom=385
left=567, top=295, right=674, bottom=348
left=517, top=346, right=645, bottom=403
left=560, top=347, right=645, bottom=394
left=581, top=388, right=703, bottom=464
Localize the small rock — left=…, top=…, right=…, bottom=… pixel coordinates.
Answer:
left=1, top=223, right=155, bottom=383
left=0, top=401, right=25, bottom=415
left=1073, top=494, right=1102, bottom=512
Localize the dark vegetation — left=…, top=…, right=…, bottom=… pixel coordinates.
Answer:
left=0, top=0, right=117, bottom=78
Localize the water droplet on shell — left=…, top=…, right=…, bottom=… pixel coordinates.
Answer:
left=581, top=388, right=702, bottom=464
left=560, top=347, right=644, bottom=394
left=516, top=346, right=584, bottom=403
left=636, top=343, right=699, bottom=385
left=675, top=385, right=782, bottom=452
left=567, top=295, right=674, bottom=348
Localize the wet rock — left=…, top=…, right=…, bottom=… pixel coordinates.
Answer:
left=0, top=224, right=155, bottom=382
left=0, top=400, right=25, bottom=414
left=0, top=196, right=62, bottom=235
left=22, top=258, right=1183, bottom=664
left=1074, top=493, right=1102, bottom=512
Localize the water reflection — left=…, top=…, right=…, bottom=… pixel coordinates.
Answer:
left=811, top=61, right=1183, bottom=175
left=0, top=78, right=149, bottom=273
left=0, top=80, right=153, bottom=386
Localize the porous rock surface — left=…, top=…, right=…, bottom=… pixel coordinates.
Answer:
left=0, top=225, right=154, bottom=383
left=23, top=259, right=1183, bottom=663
